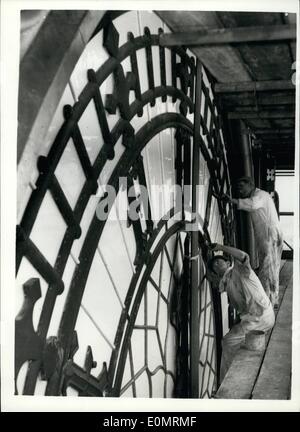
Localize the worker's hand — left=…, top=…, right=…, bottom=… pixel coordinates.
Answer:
left=221, top=194, right=239, bottom=206
left=220, top=193, right=232, bottom=203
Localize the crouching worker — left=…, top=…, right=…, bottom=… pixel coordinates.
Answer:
left=207, top=243, right=275, bottom=382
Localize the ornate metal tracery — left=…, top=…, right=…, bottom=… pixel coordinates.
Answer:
left=16, top=13, right=235, bottom=398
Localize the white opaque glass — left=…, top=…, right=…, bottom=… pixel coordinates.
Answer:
left=55, top=138, right=86, bottom=210
left=81, top=251, right=123, bottom=347
left=135, top=297, right=145, bottom=326
left=34, top=375, right=47, bottom=395
left=157, top=298, right=168, bottom=347
left=66, top=387, right=79, bottom=396
left=70, top=194, right=99, bottom=263
left=98, top=205, right=134, bottom=306
left=130, top=330, right=146, bottom=374
left=121, top=386, right=134, bottom=398
left=77, top=101, right=104, bottom=164
left=113, top=11, right=140, bottom=46
left=73, top=306, right=114, bottom=377
left=164, top=47, right=172, bottom=87
left=137, top=10, right=164, bottom=37
left=147, top=329, right=163, bottom=371
left=151, top=369, right=165, bottom=398
left=30, top=191, right=67, bottom=267
left=146, top=283, right=158, bottom=326
left=135, top=370, right=150, bottom=397
left=136, top=47, right=149, bottom=95
left=159, top=249, right=172, bottom=300
left=165, top=325, right=176, bottom=372
left=121, top=351, right=134, bottom=394
left=166, top=374, right=175, bottom=398
left=199, top=335, right=208, bottom=364
left=70, top=31, right=109, bottom=99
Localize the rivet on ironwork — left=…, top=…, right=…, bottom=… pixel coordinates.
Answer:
left=144, top=27, right=151, bottom=39
left=105, top=94, right=118, bottom=115
left=87, top=68, right=97, bottom=84
left=126, top=71, right=136, bottom=92
left=84, top=346, right=97, bottom=374
left=103, top=142, right=115, bottom=161
left=69, top=223, right=82, bottom=240
left=127, top=31, right=134, bottom=42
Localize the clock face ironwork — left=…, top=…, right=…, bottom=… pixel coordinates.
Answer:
left=15, top=13, right=235, bottom=398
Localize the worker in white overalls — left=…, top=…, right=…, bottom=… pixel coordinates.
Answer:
left=223, top=176, right=283, bottom=308
left=207, top=243, right=275, bottom=382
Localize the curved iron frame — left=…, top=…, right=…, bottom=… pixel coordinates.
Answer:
left=15, top=13, right=235, bottom=397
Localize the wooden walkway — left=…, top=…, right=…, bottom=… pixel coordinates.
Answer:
left=216, top=260, right=293, bottom=399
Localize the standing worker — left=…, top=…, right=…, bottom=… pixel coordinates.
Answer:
left=222, top=176, right=283, bottom=308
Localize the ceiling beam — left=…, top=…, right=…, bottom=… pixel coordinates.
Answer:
left=251, top=128, right=295, bottom=135
left=215, top=80, right=295, bottom=93
left=228, top=110, right=295, bottom=119
left=156, top=11, right=252, bottom=83
left=159, top=24, right=296, bottom=47
left=229, top=106, right=295, bottom=114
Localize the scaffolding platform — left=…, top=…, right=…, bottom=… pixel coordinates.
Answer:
left=216, top=260, right=293, bottom=400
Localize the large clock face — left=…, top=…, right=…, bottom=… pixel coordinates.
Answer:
left=16, top=11, right=234, bottom=398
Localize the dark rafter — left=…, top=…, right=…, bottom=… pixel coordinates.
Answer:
left=159, top=25, right=296, bottom=47
left=228, top=110, right=295, bottom=119
left=215, top=80, right=295, bottom=93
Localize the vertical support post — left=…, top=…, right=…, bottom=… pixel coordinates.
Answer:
left=227, top=119, right=257, bottom=269
left=238, top=120, right=257, bottom=269
left=190, top=59, right=202, bottom=398
left=179, top=234, right=190, bottom=398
